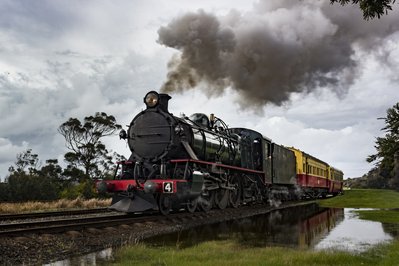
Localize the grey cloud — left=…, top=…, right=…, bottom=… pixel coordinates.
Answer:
left=0, top=0, right=78, bottom=44
left=0, top=48, right=170, bottom=178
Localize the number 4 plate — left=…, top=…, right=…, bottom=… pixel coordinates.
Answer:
left=163, top=182, right=173, bottom=193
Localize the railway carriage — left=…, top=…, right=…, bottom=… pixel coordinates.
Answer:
left=289, top=148, right=330, bottom=198
left=329, top=167, right=344, bottom=195
left=96, top=91, right=343, bottom=214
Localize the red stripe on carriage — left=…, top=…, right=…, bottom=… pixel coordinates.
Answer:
left=296, top=174, right=329, bottom=188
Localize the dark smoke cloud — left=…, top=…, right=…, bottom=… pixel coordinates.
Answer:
left=157, top=0, right=399, bottom=108
left=158, top=10, right=234, bottom=96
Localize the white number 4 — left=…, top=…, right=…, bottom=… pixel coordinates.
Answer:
left=163, top=182, right=173, bottom=193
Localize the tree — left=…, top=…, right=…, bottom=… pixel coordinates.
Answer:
left=58, top=112, right=122, bottom=179
left=330, top=0, right=396, bottom=20
left=367, top=103, right=399, bottom=190
left=8, top=149, right=40, bottom=175
left=6, top=150, right=62, bottom=201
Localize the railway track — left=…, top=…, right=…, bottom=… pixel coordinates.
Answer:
left=0, top=211, right=164, bottom=237
left=0, top=208, right=111, bottom=222
left=0, top=208, right=204, bottom=238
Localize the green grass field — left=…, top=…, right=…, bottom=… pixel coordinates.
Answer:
left=108, top=240, right=399, bottom=266
left=108, top=189, right=399, bottom=266
left=318, top=189, right=399, bottom=208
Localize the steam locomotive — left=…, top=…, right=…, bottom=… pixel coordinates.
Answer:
left=96, top=91, right=343, bottom=214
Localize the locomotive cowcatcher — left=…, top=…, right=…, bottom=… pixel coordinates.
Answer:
left=96, top=91, right=343, bottom=214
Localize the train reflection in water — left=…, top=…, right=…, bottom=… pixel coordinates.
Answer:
left=145, top=203, right=344, bottom=249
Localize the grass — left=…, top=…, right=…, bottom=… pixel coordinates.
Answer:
left=0, top=198, right=112, bottom=214
left=356, top=209, right=399, bottom=224
left=108, top=189, right=399, bottom=266
left=318, top=189, right=399, bottom=208
left=108, top=240, right=399, bottom=266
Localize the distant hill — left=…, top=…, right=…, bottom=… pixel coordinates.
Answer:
left=344, top=176, right=368, bottom=189
left=344, top=167, right=394, bottom=190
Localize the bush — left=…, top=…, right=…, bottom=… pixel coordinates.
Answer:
left=60, top=179, right=98, bottom=199
left=5, top=172, right=60, bottom=202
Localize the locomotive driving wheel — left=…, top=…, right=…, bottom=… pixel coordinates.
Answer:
left=229, top=175, right=241, bottom=208
left=198, top=190, right=214, bottom=212
left=186, top=198, right=198, bottom=213
left=158, top=194, right=171, bottom=215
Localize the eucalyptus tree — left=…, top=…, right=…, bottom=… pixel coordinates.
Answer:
left=330, top=0, right=396, bottom=20
left=367, top=103, right=399, bottom=189
left=58, top=112, right=122, bottom=179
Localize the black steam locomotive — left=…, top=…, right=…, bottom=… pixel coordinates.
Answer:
left=96, top=91, right=343, bottom=214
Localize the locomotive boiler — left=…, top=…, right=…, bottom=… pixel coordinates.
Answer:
left=97, top=91, right=343, bottom=215
left=123, top=91, right=241, bottom=170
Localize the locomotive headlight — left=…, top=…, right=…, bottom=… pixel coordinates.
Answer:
left=144, top=91, right=159, bottom=108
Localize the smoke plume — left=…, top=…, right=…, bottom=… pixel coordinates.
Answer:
left=157, top=0, right=399, bottom=108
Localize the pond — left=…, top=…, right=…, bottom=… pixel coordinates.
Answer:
left=46, top=204, right=398, bottom=265
left=144, top=204, right=395, bottom=252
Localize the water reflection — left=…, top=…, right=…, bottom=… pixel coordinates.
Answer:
left=315, top=209, right=393, bottom=252
left=146, top=203, right=345, bottom=249
left=145, top=204, right=396, bottom=252
left=44, top=248, right=113, bottom=266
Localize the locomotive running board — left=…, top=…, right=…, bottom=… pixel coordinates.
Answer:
left=109, top=191, right=158, bottom=213
left=181, top=141, right=199, bottom=160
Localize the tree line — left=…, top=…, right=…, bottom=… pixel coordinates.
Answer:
left=0, top=112, right=124, bottom=202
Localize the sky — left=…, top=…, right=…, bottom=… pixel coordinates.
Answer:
left=0, top=0, right=398, bottom=180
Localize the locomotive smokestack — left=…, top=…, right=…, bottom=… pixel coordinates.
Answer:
left=158, top=93, right=171, bottom=113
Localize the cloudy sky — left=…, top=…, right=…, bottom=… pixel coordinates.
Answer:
left=1, top=0, right=398, bottom=180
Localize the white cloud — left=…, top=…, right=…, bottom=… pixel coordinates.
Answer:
left=0, top=0, right=398, bottom=180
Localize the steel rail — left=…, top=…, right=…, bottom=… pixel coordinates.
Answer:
left=0, top=208, right=110, bottom=221
left=0, top=210, right=202, bottom=237
left=0, top=212, right=162, bottom=237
